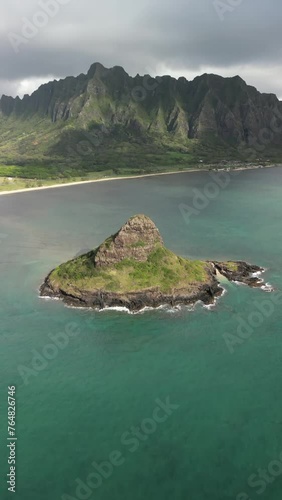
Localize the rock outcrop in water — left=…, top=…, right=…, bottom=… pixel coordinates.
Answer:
left=40, top=215, right=267, bottom=311
left=212, top=261, right=263, bottom=287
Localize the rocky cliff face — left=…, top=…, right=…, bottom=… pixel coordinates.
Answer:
left=1, top=62, right=282, bottom=160
left=94, top=215, right=163, bottom=267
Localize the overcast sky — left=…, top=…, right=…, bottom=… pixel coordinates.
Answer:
left=1, top=0, right=282, bottom=99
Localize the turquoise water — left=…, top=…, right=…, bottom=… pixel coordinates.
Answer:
left=1, top=168, right=282, bottom=500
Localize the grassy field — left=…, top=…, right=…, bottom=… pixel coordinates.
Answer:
left=223, top=262, right=239, bottom=272
left=0, top=170, right=116, bottom=192
left=0, top=160, right=207, bottom=193
left=0, top=132, right=280, bottom=194
left=1, top=119, right=280, bottom=193
left=50, top=245, right=210, bottom=294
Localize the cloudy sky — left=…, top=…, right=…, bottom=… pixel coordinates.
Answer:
left=1, top=0, right=282, bottom=98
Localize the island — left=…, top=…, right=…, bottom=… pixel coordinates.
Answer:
left=40, top=215, right=265, bottom=311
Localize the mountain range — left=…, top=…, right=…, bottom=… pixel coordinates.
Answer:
left=1, top=62, right=282, bottom=179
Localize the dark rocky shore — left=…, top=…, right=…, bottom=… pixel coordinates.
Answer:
left=212, top=261, right=265, bottom=288
left=40, top=269, right=223, bottom=311
left=40, top=261, right=266, bottom=312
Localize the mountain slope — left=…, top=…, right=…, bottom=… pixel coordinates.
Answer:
left=1, top=62, right=282, bottom=179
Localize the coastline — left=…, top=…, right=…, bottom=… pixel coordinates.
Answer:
left=0, top=163, right=279, bottom=197
left=0, top=170, right=199, bottom=197
left=40, top=260, right=268, bottom=313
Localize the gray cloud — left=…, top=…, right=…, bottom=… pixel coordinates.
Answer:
left=1, top=0, right=282, bottom=98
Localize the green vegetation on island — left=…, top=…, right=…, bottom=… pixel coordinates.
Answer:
left=40, top=215, right=265, bottom=311
left=50, top=245, right=208, bottom=294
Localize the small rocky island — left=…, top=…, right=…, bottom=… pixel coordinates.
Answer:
left=40, top=215, right=265, bottom=311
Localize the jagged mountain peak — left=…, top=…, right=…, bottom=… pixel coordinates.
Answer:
left=94, top=215, right=164, bottom=268
left=1, top=62, right=282, bottom=167
left=87, top=62, right=107, bottom=78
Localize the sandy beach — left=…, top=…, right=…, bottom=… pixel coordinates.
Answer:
left=0, top=169, right=200, bottom=196
left=0, top=164, right=279, bottom=197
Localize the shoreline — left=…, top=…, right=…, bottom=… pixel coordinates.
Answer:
left=0, top=163, right=280, bottom=197
left=0, top=169, right=199, bottom=197
left=40, top=260, right=268, bottom=313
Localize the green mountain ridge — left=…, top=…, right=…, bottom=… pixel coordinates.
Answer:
left=1, top=62, right=282, bottom=179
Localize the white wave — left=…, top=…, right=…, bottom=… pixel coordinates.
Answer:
left=39, top=286, right=228, bottom=315
left=160, top=305, right=183, bottom=314
left=39, top=295, right=61, bottom=301
left=99, top=303, right=186, bottom=315
left=202, top=286, right=227, bottom=310
left=140, top=305, right=182, bottom=314
left=203, top=303, right=216, bottom=310
left=233, top=280, right=248, bottom=286
left=251, top=271, right=263, bottom=278
left=99, top=306, right=133, bottom=314
left=261, top=283, right=275, bottom=293
left=65, top=304, right=94, bottom=310
left=183, top=305, right=196, bottom=312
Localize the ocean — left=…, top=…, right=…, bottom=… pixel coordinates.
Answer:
left=1, top=167, right=282, bottom=500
